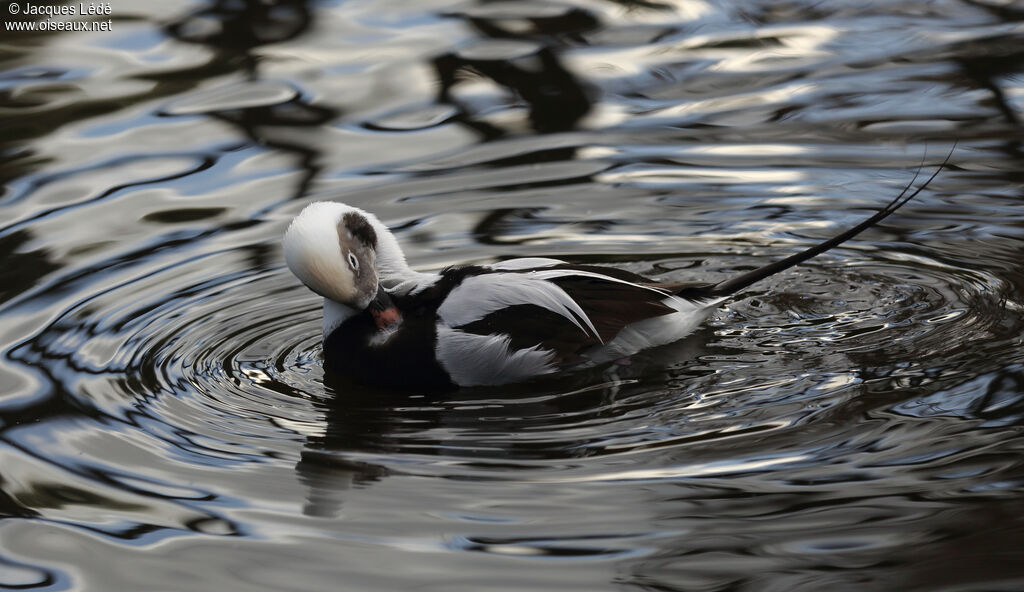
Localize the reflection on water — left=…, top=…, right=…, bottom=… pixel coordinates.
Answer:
left=2, top=0, right=1024, bottom=590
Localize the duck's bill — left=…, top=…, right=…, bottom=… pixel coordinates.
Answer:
left=369, top=285, right=402, bottom=330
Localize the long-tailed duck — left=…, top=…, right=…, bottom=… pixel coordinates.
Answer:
left=284, top=163, right=946, bottom=389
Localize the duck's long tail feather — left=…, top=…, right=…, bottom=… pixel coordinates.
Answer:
left=679, top=143, right=955, bottom=302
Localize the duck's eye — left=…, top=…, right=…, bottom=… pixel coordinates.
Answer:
left=347, top=252, right=359, bottom=271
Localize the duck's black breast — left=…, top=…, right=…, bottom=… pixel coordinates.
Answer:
left=323, top=309, right=454, bottom=390
left=321, top=267, right=489, bottom=391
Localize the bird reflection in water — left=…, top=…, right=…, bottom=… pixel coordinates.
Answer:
left=293, top=331, right=719, bottom=518
left=295, top=376, right=395, bottom=519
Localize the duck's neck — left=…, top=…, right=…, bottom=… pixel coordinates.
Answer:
left=373, top=227, right=436, bottom=295
left=323, top=298, right=359, bottom=337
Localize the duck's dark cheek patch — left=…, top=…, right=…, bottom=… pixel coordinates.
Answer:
left=341, top=212, right=378, bottom=249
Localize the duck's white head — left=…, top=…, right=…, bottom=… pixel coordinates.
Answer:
left=283, top=202, right=383, bottom=310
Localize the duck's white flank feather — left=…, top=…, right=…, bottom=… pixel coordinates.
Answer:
left=434, top=325, right=557, bottom=386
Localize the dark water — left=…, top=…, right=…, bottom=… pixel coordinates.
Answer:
left=2, top=0, right=1024, bottom=590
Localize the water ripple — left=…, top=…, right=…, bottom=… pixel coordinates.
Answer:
left=3, top=0, right=1024, bottom=589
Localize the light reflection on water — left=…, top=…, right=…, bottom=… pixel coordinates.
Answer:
left=2, top=0, right=1024, bottom=590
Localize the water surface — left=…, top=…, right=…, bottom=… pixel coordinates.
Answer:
left=2, top=0, right=1024, bottom=590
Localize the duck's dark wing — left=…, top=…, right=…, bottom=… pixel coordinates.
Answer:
left=545, top=272, right=677, bottom=341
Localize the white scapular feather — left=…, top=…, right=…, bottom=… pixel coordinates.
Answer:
left=436, top=272, right=601, bottom=339
left=528, top=268, right=670, bottom=295
left=487, top=257, right=565, bottom=271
